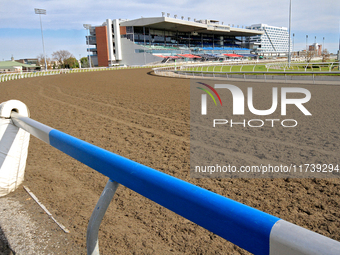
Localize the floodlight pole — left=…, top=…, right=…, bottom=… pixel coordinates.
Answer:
left=288, top=0, right=292, bottom=67
left=306, top=35, right=308, bottom=61
left=322, top=37, right=325, bottom=58
left=35, top=8, right=47, bottom=71
left=83, top=24, right=92, bottom=68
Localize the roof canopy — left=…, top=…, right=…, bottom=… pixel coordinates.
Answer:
left=0, top=61, right=37, bottom=69
left=120, top=17, right=263, bottom=36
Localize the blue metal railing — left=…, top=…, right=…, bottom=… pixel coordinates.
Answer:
left=9, top=111, right=340, bottom=255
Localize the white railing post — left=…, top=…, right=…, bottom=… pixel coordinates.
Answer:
left=0, top=100, right=30, bottom=197
left=87, top=179, right=119, bottom=255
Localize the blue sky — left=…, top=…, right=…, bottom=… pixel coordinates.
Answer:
left=0, top=0, right=339, bottom=61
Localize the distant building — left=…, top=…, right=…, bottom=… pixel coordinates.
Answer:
left=85, top=16, right=263, bottom=66
left=0, top=59, right=37, bottom=73
left=15, top=58, right=39, bottom=66
left=309, top=43, right=322, bottom=56
left=246, top=24, right=292, bottom=56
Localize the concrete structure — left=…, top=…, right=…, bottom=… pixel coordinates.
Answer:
left=309, top=43, right=322, bottom=56
left=85, top=16, right=263, bottom=66
left=246, top=24, right=292, bottom=56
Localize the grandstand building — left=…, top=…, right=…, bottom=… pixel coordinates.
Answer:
left=246, top=24, right=292, bottom=56
left=85, top=16, right=263, bottom=66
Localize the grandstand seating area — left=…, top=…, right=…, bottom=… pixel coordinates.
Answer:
left=87, top=17, right=264, bottom=66
left=155, top=52, right=253, bottom=63
left=137, top=43, right=250, bottom=52
left=135, top=41, right=253, bottom=63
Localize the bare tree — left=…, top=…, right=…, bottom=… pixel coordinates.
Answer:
left=37, top=53, right=45, bottom=66
left=322, top=49, right=330, bottom=62
left=52, top=50, right=74, bottom=68
left=305, top=50, right=314, bottom=63
left=36, top=53, right=52, bottom=69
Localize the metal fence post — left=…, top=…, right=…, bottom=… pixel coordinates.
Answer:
left=87, top=179, right=119, bottom=255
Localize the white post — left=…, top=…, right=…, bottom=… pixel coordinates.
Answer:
left=0, top=100, right=30, bottom=197
left=84, top=24, right=92, bottom=68
left=35, top=9, right=48, bottom=71
left=106, top=19, right=115, bottom=66
left=288, top=0, right=292, bottom=67
left=113, top=19, right=122, bottom=61
left=87, top=179, right=119, bottom=255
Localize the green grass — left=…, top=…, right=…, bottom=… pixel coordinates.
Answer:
left=187, top=65, right=268, bottom=72
left=184, top=62, right=339, bottom=74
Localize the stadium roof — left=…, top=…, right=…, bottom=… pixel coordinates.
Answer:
left=120, top=17, right=263, bottom=36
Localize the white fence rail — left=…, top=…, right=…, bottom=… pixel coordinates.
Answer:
left=153, top=61, right=340, bottom=84
left=0, top=64, right=170, bottom=83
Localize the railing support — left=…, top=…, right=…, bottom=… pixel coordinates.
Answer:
left=87, top=179, right=119, bottom=255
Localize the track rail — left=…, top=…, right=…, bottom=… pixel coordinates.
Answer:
left=4, top=106, right=340, bottom=255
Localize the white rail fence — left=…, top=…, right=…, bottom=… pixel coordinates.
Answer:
left=153, top=61, right=340, bottom=84
left=0, top=64, right=169, bottom=83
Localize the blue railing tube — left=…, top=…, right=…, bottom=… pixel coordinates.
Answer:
left=11, top=112, right=278, bottom=254
left=10, top=111, right=340, bottom=255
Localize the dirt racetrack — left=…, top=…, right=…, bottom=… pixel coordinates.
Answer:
left=0, top=68, right=339, bottom=254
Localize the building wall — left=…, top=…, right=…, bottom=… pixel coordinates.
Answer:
left=120, top=26, right=126, bottom=35
left=247, top=24, right=292, bottom=54
left=309, top=43, right=322, bottom=56
left=95, top=26, right=109, bottom=66
left=120, top=38, right=163, bottom=66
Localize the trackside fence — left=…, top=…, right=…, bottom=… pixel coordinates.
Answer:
left=153, top=61, right=340, bottom=84
left=0, top=64, right=170, bottom=83
left=1, top=100, right=340, bottom=255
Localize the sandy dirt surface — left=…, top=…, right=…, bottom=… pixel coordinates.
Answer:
left=0, top=69, right=339, bottom=254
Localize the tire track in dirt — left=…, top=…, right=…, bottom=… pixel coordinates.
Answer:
left=38, top=86, right=189, bottom=143
left=38, top=85, right=288, bottom=165
left=38, top=84, right=277, bottom=165
left=38, top=83, right=336, bottom=167
left=34, top=80, right=337, bottom=173
left=45, top=84, right=188, bottom=125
